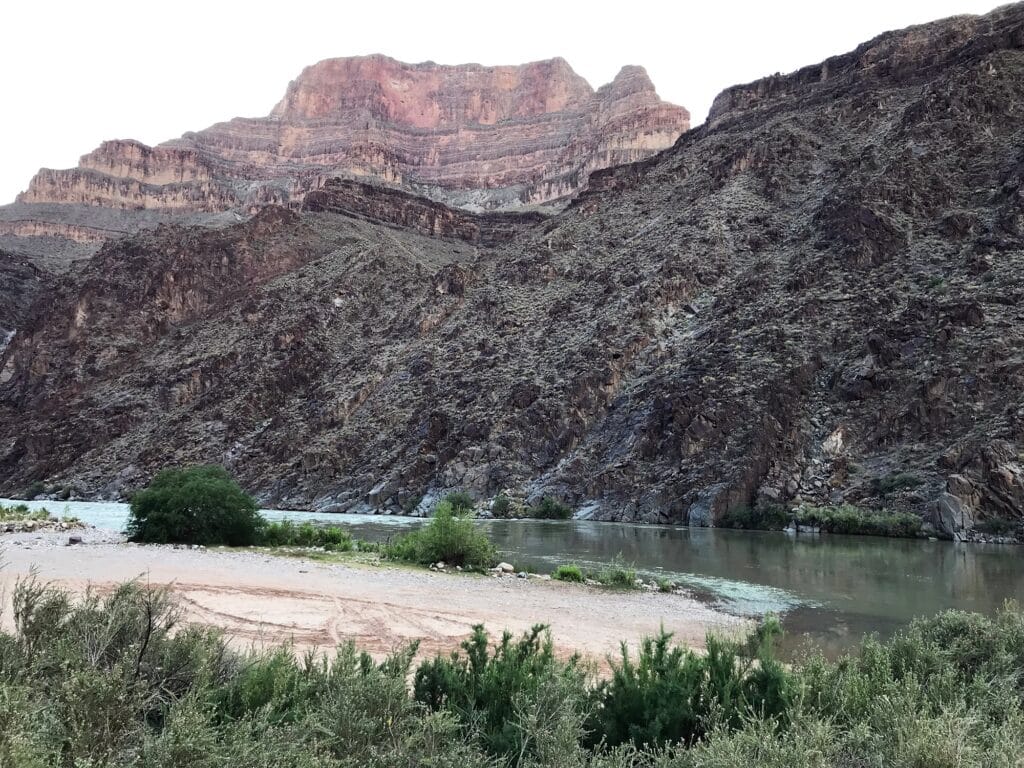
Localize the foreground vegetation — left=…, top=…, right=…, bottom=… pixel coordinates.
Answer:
left=0, top=577, right=1021, bottom=767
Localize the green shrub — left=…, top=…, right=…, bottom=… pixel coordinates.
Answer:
left=413, top=624, right=587, bottom=763
left=127, top=466, right=263, bottom=546
left=259, top=518, right=295, bottom=546
left=443, top=491, right=475, bottom=514
left=552, top=563, right=585, bottom=583
left=975, top=516, right=1019, bottom=536
left=258, top=520, right=354, bottom=551
left=23, top=481, right=45, bottom=500
left=384, top=501, right=496, bottom=569
left=796, top=504, right=922, bottom=537
left=528, top=496, right=574, bottom=519
left=719, top=503, right=790, bottom=530
left=871, top=472, right=924, bottom=496
left=588, top=617, right=793, bottom=749
left=491, top=493, right=512, bottom=518
left=655, top=577, right=678, bottom=593
left=595, top=555, right=638, bottom=589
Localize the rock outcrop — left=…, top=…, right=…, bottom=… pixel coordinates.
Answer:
left=2, top=4, right=1024, bottom=538
left=0, top=56, right=687, bottom=259
left=302, top=179, right=548, bottom=245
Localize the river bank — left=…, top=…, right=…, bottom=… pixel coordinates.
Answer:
left=4, top=498, right=1023, bottom=659
left=0, top=531, right=744, bottom=665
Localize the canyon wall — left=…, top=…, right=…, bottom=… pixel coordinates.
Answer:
left=4, top=6, right=1023, bottom=538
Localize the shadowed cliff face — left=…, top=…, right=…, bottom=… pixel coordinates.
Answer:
left=0, top=55, right=688, bottom=261
left=0, top=252, right=49, bottom=348
left=2, top=5, right=1024, bottom=538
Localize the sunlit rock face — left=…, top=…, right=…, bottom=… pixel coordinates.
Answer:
left=0, top=55, right=688, bottom=255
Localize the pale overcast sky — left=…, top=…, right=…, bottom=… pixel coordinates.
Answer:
left=0, top=0, right=1001, bottom=204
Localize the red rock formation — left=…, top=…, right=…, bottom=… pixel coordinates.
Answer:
left=2, top=55, right=688, bottom=252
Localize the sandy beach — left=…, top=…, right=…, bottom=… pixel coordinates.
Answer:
left=0, top=530, right=742, bottom=663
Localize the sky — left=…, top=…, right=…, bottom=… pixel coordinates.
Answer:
left=0, top=0, right=1002, bottom=204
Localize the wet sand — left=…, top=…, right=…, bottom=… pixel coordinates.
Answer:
left=0, top=532, right=743, bottom=663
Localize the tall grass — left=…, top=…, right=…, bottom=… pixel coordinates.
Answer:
left=552, top=563, right=585, bottom=583
left=258, top=520, right=355, bottom=551
left=594, top=554, right=638, bottom=589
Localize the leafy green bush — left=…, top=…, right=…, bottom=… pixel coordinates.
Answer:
left=588, top=617, right=793, bottom=749
left=975, top=516, right=1019, bottom=536
left=384, top=501, right=496, bottom=568
left=655, top=577, right=678, bottom=593
left=528, top=497, right=574, bottom=519
left=127, top=465, right=263, bottom=546
left=413, top=624, right=587, bottom=762
left=443, top=491, right=475, bottom=514
left=258, top=520, right=355, bottom=551
left=491, top=493, right=512, bottom=518
left=552, top=563, right=585, bottom=583
left=23, top=481, right=45, bottom=500
left=595, top=555, right=638, bottom=589
left=796, top=504, right=922, bottom=537
left=871, top=471, right=924, bottom=496
left=719, top=503, right=791, bottom=530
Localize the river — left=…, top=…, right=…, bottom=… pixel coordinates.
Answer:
left=4, top=498, right=1021, bottom=657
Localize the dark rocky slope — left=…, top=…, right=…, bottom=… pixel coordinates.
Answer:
left=0, top=252, right=50, bottom=354
left=2, top=4, right=1023, bottom=539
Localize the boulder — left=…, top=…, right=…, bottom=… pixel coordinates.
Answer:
left=933, top=492, right=974, bottom=540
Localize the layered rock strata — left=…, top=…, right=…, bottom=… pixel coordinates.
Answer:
left=301, top=179, right=548, bottom=245
left=1, top=56, right=688, bottom=256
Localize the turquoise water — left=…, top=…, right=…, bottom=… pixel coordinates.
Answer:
left=5, top=498, right=1022, bottom=656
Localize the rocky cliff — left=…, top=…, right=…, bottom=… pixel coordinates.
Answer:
left=2, top=4, right=1024, bottom=538
left=0, top=56, right=688, bottom=260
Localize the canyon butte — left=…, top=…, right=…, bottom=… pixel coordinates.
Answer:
left=2, top=4, right=1024, bottom=541
left=0, top=55, right=688, bottom=264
